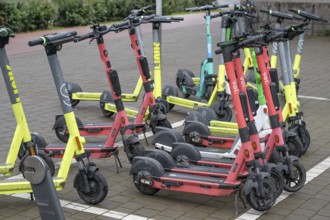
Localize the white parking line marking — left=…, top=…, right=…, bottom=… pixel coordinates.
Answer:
left=298, top=95, right=330, bottom=101
left=235, top=156, right=330, bottom=220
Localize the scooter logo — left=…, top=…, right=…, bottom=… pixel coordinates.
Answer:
left=60, top=83, right=71, bottom=106
left=239, top=75, right=246, bottom=90
left=232, top=79, right=239, bottom=94
left=153, top=42, right=161, bottom=70
left=6, top=65, right=20, bottom=103
left=298, top=39, right=304, bottom=54
left=272, top=42, right=278, bottom=54
left=262, top=71, right=270, bottom=84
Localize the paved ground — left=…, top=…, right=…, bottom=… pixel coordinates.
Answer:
left=0, top=13, right=330, bottom=220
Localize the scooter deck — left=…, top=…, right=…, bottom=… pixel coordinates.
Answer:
left=44, top=143, right=118, bottom=159
left=0, top=163, right=14, bottom=176
left=166, top=172, right=225, bottom=184
left=172, top=164, right=230, bottom=178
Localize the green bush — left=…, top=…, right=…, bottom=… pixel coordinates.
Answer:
left=0, top=0, right=218, bottom=32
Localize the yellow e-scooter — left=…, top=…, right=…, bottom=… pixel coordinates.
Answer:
left=0, top=30, right=108, bottom=204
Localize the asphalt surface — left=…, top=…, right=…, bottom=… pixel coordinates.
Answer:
left=0, top=13, right=330, bottom=220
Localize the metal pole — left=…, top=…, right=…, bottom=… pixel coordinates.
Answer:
left=156, top=0, right=162, bottom=46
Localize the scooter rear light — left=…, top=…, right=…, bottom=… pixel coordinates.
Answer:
left=75, top=136, right=82, bottom=150
left=289, top=103, right=293, bottom=114
left=263, top=107, right=267, bottom=113
left=244, top=150, right=250, bottom=158
left=252, top=142, right=257, bottom=150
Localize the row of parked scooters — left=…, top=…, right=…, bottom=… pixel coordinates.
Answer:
left=0, top=2, right=327, bottom=216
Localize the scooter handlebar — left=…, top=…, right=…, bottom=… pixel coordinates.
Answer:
left=259, top=9, right=294, bottom=20
left=113, top=20, right=131, bottom=28
left=0, top=28, right=15, bottom=38
left=186, top=4, right=228, bottom=12
left=73, top=32, right=95, bottom=42
left=149, top=16, right=184, bottom=23
left=28, top=31, right=77, bottom=47
left=238, top=34, right=265, bottom=47
left=289, top=9, right=328, bottom=22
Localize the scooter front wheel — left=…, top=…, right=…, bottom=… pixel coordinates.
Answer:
left=283, top=160, right=306, bottom=192
left=246, top=177, right=276, bottom=211
left=270, top=169, right=284, bottom=198
left=75, top=171, right=108, bottom=205
left=100, top=101, right=115, bottom=118
left=204, top=85, right=214, bottom=101
left=287, top=136, right=303, bottom=158
left=211, top=102, right=233, bottom=122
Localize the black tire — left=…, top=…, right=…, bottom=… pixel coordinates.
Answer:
left=100, top=101, right=114, bottom=118
left=299, top=126, right=311, bottom=155
left=133, top=172, right=160, bottom=195
left=75, top=171, right=108, bottom=205
left=246, top=177, right=277, bottom=212
left=66, top=82, right=82, bottom=107
left=270, top=169, right=284, bottom=198
left=287, top=135, right=303, bottom=158
left=55, top=125, right=69, bottom=143
left=38, top=153, right=56, bottom=177
left=211, top=103, right=232, bottom=122
left=126, top=143, right=145, bottom=164
left=283, top=160, right=306, bottom=192
left=151, top=119, right=172, bottom=134
left=204, top=85, right=214, bottom=101
left=176, top=71, right=194, bottom=99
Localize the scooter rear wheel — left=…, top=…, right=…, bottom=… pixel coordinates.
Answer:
left=246, top=177, right=276, bottom=211
left=270, top=169, right=284, bottom=198
left=75, top=171, right=108, bottom=205
left=66, top=81, right=82, bottom=107
left=133, top=173, right=160, bottom=195
left=299, top=126, right=310, bottom=154
left=283, top=160, right=306, bottom=192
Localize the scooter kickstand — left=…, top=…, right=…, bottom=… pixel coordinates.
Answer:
left=114, top=149, right=123, bottom=173
left=30, top=192, right=34, bottom=201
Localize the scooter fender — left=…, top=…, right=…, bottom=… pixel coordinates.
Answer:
left=130, top=156, right=165, bottom=177
left=162, top=85, right=178, bottom=97
left=268, top=162, right=287, bottom=174
left=182, top=120, right=211, bottom=137
left=100, top=90, right=114, bottom=103
left=126, top=135, right=140, bottom=145
left=185, top=111, right=210, bottom=126
left=73, top=165, right=99, bottom=189
left=177, top=69, right=195, bottom=87
left=284, top=130, right=297, bottom=139
left=242, top=172, right=270, bottom=197
left=53, top=115, right=83, bottom=129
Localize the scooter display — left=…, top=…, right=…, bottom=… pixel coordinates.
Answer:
left=44, top=23, right=148, bottom=167
left=0, top=27, right=54, bottom=177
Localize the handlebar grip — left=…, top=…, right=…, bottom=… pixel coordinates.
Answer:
left=186, top=7, right=199, bottom=12
left=215, top=48, right=222, bottom=55
left=172, top=17, right=184, bottom=21
left=142, top=5, right=152, bottom=12
left=290, top=9, right=328, bottom=22
left=113, top=20, right=130, bottom=28
left=267, top=31, right=284, bottom=42
left=28, top=37, right=45, bottom=47
left=235, top=11, right=257, bottom=18
left=142, top=14, right=155, bottom=21
left=239, top=34, right=264, bottom=47
left=260, top=9, right=294, bottom=20
left=216, top=4, right=229, bottom=9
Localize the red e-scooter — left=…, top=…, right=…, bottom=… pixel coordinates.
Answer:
left=42, top=22, right=149, bottom=168
left=130, top=34, right=285, bottom=212
left=100, top=8, right=172, bottom=133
